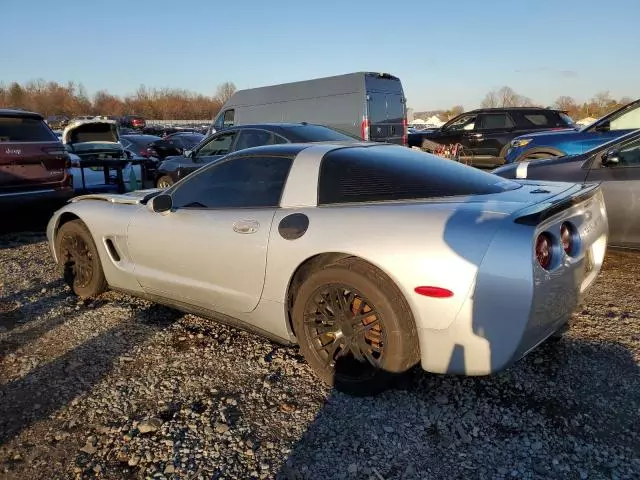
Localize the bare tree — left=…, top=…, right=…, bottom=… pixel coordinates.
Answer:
left=481, top=86, right=533, bottom=108
left=481, top=90, right=498, bottom=108
left=554, top=95, right=577, bottom=112
left=215, top=82, right=237, bottom=105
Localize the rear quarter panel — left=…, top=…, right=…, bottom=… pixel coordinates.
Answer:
left=262, top=202, right=509, bottom=333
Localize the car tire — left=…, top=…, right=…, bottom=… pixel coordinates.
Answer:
left=156, top=175, right=174, bottom=189
left=55, top=219, right=107, bottom=299
left=292, top=257, right=420, bottom=396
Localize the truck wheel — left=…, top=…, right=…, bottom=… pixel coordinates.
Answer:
left=156, top=175, right=174, bottom=189
left=292, top=258, right=420, bottom=396
left=55, top=220, right=107, bottom=299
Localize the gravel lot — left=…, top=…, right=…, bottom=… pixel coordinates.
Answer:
left=0, top=222, right=638, bottom=479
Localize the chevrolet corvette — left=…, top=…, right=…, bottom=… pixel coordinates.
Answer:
left=46, top=142, right=609, bottom=395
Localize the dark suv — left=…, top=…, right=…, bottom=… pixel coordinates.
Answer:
left=0, top=109, right=73, bottom=205
left=408, top=107, right=574, bottom=168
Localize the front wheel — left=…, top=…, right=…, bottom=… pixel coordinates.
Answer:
left=292, top=258, right=420, bottom=396
left=55, top=220, right=107, bottom=298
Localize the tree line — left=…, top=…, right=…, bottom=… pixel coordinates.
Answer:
left=0, top=80, right=237, bottom=120
left=414, top=86, right=635, bottom=123
left=1, top=79, right=634, bottom=123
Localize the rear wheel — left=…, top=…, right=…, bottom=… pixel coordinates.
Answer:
left=292, top=258, right=420, bottom=396
left=156, top=175, right=174, bottom=189
left=55, top=220, right=107, bottom=298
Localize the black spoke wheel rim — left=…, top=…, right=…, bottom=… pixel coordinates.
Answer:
left=59, top=233, right=94, bottom=289
left=303, top=283, right=386, bottom=381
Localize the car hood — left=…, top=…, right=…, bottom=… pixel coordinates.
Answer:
left=62, top=119, right=120, bottom=145
left=511, top=127, right=581, bottom=142
left=493, top=153, right=580, bottom=174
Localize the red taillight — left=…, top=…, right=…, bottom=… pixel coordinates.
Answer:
left=535, top=232, right=553, bottom=269
left=361, top=117, right=370, bottom=141
left=560, top=222, right=576, bottom=255
left=402, top=118, right=408, bottom=146
left=414, top=286, right=454, bottom=298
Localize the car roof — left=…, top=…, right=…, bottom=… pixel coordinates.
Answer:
left=0, top=108, right=44, bottom=119
left=224, top=122, right=335, bottom=131
left=466, top=107, right=564, bottom=113
left=224, top=141, right=388, bottom=159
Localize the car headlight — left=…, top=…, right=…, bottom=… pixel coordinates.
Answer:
left=511, top=138, right=533, bottom=148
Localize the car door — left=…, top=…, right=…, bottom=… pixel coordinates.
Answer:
left=181, top=130, right=238, bottom=176
left=126, top=153, right=294, bottom=313
left=585, top=135, right=640, bottom=248
left=471, top=112, right=516, bottom=165
left=431, top=113, right=477, bottom=152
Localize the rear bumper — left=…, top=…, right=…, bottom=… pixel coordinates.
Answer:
left=0, top=185, right=74, bottom=205
left=417, top=188, right=608, bottom=376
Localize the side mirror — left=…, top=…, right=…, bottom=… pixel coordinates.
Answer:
left=595, top=121, right=610, bottom=133
left=601, top=148, right=620, bottom=166
left=149, top=194, right=172, bottom=213
left=184, top=149, right=193, bottom=158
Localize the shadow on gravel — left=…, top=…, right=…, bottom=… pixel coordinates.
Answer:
left=0, top=203, right=62, bottom=239
left=0, top=304, right=182, bottom=446
left=277, top=338, right=639, bottom=479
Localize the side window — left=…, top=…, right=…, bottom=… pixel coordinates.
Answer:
left=223, top=109, right=235, bottom=128
left=195, top=132, right=237, bottom=157
left=273, top=134, right=288, bottom=144
left=234, top=129, right=276, bottom=151
left=477, top=113, right=515, bottom=130
left=615, top=138, right=640, bottom=166
left=521, top=113, right=551, bottom=127
left=443, top=114, right=477, bottom=132
left=610, top=106, right=640, bottom=131
left=171, top=155, right=293, bottom=209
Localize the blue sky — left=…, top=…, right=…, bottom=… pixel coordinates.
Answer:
left=1, top=0, right=638, bottom=111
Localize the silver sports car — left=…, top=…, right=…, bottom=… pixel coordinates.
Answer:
left=46, top=142, right=609, bottom=395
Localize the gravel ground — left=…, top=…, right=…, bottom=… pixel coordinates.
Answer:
left=0, top=230, right=638, bottom=480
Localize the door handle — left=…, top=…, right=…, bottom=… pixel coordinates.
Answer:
left=233, top=219, right=260, bottom=234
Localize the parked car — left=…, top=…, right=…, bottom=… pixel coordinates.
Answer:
left=0, top=108, right=73, bottom=205
left=62, top=119, right=142, bottom=193
left=208, top=72, right=408, bottom=145
left=504, top=99, right=640, bottom=164
left=148, top=132, right=205, bottom=160
left=119, top=115, right=146, bottom=131
left=47, top=142, right=607, bottom=395
left=493, top=128, right=640, bottom=249
left=408, top=107, right=575, bottom=168
left=154, top=123, right=359, bottom=188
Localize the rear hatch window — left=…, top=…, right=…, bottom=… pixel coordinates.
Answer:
left=0, top=116, right=58, bottom=142
left=318, top=145, right=520, bottom=205
left=367, top=93, right=405, bottom=143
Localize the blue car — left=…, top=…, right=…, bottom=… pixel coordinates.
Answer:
left=504, top=99, right=640, bottom=164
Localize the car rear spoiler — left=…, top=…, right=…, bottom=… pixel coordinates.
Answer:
left=514, top=182, right=601, bottom=226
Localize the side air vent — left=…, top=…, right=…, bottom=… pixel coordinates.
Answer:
left=105, top=238, right=121, bottom=262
